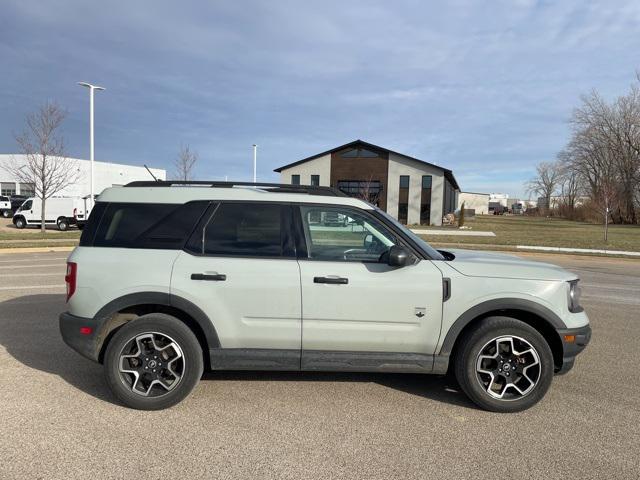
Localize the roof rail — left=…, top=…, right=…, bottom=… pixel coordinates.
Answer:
left=123, top=180, right=347, bottom=197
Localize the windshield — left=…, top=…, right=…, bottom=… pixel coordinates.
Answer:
left=375, top=209, right=445, bottom=260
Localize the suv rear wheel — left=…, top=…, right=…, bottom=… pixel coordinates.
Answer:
left=104, top=314, right=204, bottom=410
left=454, top=316, right=554, bottom=413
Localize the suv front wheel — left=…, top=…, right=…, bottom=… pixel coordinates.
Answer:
left=454, top=316, right=554, bottom=413
left=104, top=314, right=204, bottom=410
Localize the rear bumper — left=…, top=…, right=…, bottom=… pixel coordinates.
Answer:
left=59, top=312, right=100, bottom=362
left=556, top=324, right=592, bottom=374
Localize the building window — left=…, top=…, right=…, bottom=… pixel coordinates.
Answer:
left=291, top=174, right=300, bottom=185
left=420, top=175, right=432, bottom=225
left=310, top=175, right=320, bottom=186
left=336, top=180, right=383, bottom=206
left=340, top=148, right=380, bottom=158
left=1, top=182, right=16, bottom=196
left=19, top=183, right=35, bottom=197
left=398, top=175, right=409, bottom=224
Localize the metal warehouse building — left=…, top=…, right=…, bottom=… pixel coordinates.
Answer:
left=0, top=154, right=166, bottom=197
left=275, top=140, right=460, bottom=226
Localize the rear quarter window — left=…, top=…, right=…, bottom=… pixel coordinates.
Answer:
left=81, top=202, right=209, bottom=249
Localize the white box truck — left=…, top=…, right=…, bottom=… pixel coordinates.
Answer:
left=0, top=195, right=11, bottom=218
left=12, top=197, right=87, bottom=231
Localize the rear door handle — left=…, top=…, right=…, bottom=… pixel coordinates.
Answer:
left=191, top=273, right=226, bottom=281
left=314, top=276, right=348, bottom=285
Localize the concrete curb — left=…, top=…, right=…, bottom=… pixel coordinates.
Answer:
left=0, top=246, right=75, bottom=255
left=410, top=228, right=496, bottom=237
left=516, top=245, right=640, bottom=257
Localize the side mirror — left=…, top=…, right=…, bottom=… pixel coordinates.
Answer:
left=387, top=245, right=410, bottom=267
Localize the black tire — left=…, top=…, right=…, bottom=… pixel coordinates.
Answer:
left=454, top=316, right=554, bottom=413
left=14, top=217, right=25, bottom=229
left=104, top=314, right=204, bottom=410
left=1, top=210, right=9, bottom=218
left=57, top=218, right=69, bottom=231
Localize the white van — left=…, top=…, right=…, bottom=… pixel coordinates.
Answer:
left=12, top=197, right=87, bottom=231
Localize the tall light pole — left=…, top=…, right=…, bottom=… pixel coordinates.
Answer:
left=78, top=82, right=105, bottom=209
left=252, top=144, right=257, bottom=183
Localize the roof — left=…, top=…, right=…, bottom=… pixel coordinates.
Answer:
left=460, top=191, right=490, bottom=196
left=98, top=183, right=374, bottom=209
left=274, top=139, right=460, bottom=190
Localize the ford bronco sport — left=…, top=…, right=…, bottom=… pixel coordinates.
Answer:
left=59, top=181, right=590, bottom=411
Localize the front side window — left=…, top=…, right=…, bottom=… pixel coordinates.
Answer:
left=21, top=200, right=32, bottom=211
left=299, top=206, right=396, bottom=262
left=193, top=203, right=286, bottom=257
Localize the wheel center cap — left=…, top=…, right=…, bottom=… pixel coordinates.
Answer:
left=503, top=363, right=511, bottom=371
left=148, top=360, right=157, bottom=369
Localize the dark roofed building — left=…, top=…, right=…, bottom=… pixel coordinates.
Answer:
left=274, top=140, right=459, bottom=226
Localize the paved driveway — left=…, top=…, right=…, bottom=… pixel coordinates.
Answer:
left=0, top=251, right=638, bottom=479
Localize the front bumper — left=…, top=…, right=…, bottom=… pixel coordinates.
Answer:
left=59, top=312, right=100, bottom=362
left=556, top=324, right=592, bottom=374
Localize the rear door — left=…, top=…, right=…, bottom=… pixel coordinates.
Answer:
left=170, top=202, right=302, bottom=369
left=295, top=204, right=444, bottom=369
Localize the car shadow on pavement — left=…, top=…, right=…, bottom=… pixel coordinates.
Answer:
left=0, top=294, right=114, bottom=403
left=201, top=370, right=476, bottom=409
left=0, top=294, right=476, bottom=409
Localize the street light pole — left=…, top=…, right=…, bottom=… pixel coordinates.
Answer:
left=252, top=144, right=257, bottom=183
left=78, top=82, right=105, bottom=209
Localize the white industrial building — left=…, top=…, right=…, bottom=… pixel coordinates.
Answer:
left=0, top=154, right=166, bottom=198
left=458, top=191, right=490, bottom=215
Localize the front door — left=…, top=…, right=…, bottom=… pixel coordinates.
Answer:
left=296, top=205, right=443, bottom=370
left=170, top=202, right=302, bottom=369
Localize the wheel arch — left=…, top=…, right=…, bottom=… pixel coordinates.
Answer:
left=441, top=299, right=565, bottom=372
left=93, top=292, right=219, bottom=366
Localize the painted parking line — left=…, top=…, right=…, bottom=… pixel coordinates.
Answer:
left=0, top=264, right=66, bottom=269
left=0, top=257, right=68, bottom=263
left=0, top=284, right=65, bottom=290
left=0, top=272, right=62, bottom=278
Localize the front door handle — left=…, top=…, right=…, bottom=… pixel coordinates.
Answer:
left=314, top=276, right=348, bottom=285
left=191, top=273, right=226, bottom=281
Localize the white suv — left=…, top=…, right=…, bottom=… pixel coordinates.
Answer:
left=59, top=181, right=591, bottom=412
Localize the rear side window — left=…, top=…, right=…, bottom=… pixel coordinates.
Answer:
left=83, top=202, right=208, bottom=249
left=186, top=203, right=291, bottom=257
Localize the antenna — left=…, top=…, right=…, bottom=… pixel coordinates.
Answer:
left=144, top=164, right=160, bottom=182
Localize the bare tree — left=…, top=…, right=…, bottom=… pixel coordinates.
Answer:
left=174, top=144, right=198, bottom=181
left=355, top=175, right=381, bottom=207
left=526, top=161, right=561, bottom=214
left=4, top=102, right=80, bottom=233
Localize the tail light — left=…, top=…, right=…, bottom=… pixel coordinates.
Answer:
left=65, top=262, right=77, bottom=302
left=73, top=208, right=77, bottom=219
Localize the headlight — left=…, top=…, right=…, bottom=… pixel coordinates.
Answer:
left=567, top=280, right=582, bottom=313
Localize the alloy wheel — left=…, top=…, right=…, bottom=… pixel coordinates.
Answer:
left=118, top=332, right=184, bottom=397
left=475, top=335, right=541, bottom=400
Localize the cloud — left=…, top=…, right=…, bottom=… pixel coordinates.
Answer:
left=1, top=0, right=638, bottom=194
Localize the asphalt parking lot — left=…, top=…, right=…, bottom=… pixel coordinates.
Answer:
left=0, top=251, right=639, bottom=479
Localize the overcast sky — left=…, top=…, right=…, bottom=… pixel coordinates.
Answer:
left=1, top=0, right=639, bottom=197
